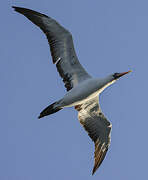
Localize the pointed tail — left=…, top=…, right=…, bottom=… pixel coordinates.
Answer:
left=38, top=102, right=62, bottom=119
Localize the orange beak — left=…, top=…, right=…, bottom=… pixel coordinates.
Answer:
left=116, top=70, right=132, bottom=78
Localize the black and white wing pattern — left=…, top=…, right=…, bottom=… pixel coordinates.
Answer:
left=12, top=6, right=91, bottom=91
left=75, top=97, right=112, bottom=175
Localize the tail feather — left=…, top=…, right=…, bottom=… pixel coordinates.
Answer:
left=38, top=102, right=62, bottom=119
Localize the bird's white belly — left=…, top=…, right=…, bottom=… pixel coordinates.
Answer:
left=61, top=79, right=113, bottom=107
left=63, top=89, right=100, bottom=107
left=60, top=78, right=115, bottom=108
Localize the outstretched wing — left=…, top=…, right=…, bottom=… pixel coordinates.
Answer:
left=75, top=97, right=112, bottom=175
left=13, top=6, right=91, bottom=91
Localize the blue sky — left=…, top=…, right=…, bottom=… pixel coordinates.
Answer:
left=1, top=0, right=147, bottom=179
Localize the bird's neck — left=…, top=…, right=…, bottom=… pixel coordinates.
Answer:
left=96, top=77, right=116, bottom=94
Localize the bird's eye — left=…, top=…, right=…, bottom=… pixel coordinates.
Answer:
left=113, top=73, right=117, bottom=77
left=113, top=73, right=119, bottom=79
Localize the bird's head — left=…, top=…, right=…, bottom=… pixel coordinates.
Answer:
left=97, top=70, right=132, bottom=93
left=112, top=70, right=132, bottom=80
left=104, top=70, right=132, bottom=84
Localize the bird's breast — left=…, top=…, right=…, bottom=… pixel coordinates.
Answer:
left=60, top=78, right=104, bottom=107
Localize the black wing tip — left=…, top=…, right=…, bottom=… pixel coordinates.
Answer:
left=92, top=142, right=109, bottom=175
left=38, top=114, right=43, bottom=119
left=92, top=170, right=95, bottom=176
left=92, top=165, right=98, bottom=175
left=12, top=6, right=18, bottom=9
left=12, top=6, right=27, bottom=13
left=38, top=113, right=47, bottom=119
left=12, top=6, right=48, bottom=18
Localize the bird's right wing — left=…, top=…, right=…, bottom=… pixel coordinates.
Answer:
left=75, top=97, right=112, bottom=175
left=13, top=6, right=91, bottom=91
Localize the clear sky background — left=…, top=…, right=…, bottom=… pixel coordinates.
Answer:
left=1, top=0, right=147, bottom=179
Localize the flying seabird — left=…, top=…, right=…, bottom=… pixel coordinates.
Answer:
left=12, top=6, right=131, bottom=175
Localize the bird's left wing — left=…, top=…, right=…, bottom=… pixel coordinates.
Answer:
left=12, top=6, right=91, bottom=91
left=75, top=97, right=112, bottom=175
